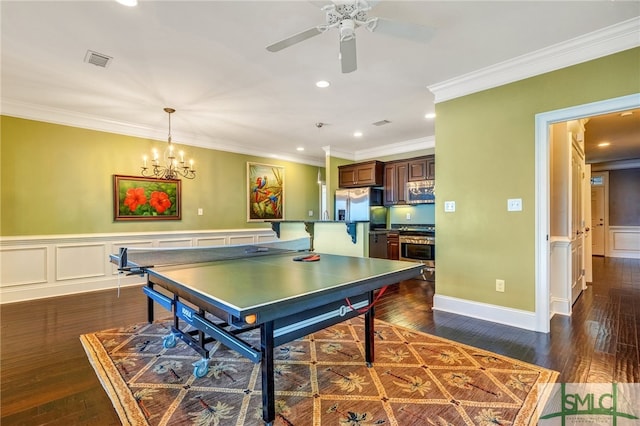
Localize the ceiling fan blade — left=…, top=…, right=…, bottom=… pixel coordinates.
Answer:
left=308, top=0, right=333, bottom=7
left=266, top=27, right=323, bottom=52
left=368, top=17, right=434, bottom=43
left=340, top=37, right=357, bottom=73
left=363, top=0, right=381, bottom=8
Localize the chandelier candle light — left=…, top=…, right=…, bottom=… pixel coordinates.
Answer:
left=141, top=107, right=196, bottom=180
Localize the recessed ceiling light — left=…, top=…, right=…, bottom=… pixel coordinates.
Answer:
left=296, top=147, right=305, bottom=151
left=116, top=0, right=137, bottom=6
left=424, top=113, right=436, bottom=119
left=353, top=131, right=363, bottom=137
left=597, top=142, right=611, bottom=147
left=316, top=80, right=330, bottom=88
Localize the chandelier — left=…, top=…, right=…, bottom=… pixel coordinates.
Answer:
left=141, top=107, right=196, bottom=180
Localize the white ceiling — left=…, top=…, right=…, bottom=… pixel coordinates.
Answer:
left=1, top=1, right=639, bottom=166
left=584, top=108, right=640, bottom=164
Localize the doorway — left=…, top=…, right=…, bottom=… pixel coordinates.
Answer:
left=534, top=93, right=640, bottom=333
left=590, top=171, right=608, bottom=256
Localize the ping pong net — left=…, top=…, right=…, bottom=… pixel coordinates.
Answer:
left=112, top=237, right=311, bottom=275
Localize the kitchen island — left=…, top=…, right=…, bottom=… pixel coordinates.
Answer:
left=268, top=220, right=372, bottom=257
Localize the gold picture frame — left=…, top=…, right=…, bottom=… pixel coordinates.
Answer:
left=247, top=162, right=284, bottom=222
left=113, top=175, right=181, bottom=221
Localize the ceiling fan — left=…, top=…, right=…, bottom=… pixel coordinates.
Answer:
left=266, top=0, right=434, bottom=73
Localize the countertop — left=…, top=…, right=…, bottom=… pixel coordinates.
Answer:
left=267, top=220, right=371, bottom=224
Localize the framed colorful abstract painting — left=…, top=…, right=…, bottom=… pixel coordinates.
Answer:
left=247, top=162, right=284, bottom=222
left=113, top=175, right=181, bottom=221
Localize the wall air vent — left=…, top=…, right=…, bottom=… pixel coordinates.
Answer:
left=372, top=119, right=391, bottom=126
left=84, top=50, right=112, bottom=68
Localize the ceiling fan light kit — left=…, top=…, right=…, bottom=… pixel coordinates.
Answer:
left=266, top=0, right=433, bottom=74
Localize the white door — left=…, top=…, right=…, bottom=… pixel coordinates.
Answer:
left=570, top=145, right=585, bottom=305
left=591, top=172, right=607, bottom=256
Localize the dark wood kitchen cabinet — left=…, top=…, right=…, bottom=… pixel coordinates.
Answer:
left=384, top=155, right=434, bottom=205
left=387, top=231, right=399, bottom=260
left=408, top=156, right=435, bottom=181
left=384, top=162, right=408, bottom=205
left=369, top=231, right=388, bottom=259
left=338, top=161, right=384, bottom=188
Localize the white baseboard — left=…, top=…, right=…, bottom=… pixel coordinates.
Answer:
left=433, top=294, right=538, bottom=332
left=550, top=296, right=571, bottom=316
left=0, top=276, right=146, bottom=304
left=0, top=229, right=277, bottom=304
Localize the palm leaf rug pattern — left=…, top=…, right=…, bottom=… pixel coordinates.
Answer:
left=81, top=317, right=558, bottom=426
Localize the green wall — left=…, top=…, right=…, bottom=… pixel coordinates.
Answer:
left=325, top=156, right=353, bottom=220
left=1, top=117, right=321, bottom=236
left=435, top=47, right=640, bottom=312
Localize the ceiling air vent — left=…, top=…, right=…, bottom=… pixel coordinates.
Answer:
left=84, top=50, right=112, bottom=68
left=372, top=119, right=391, bottom=126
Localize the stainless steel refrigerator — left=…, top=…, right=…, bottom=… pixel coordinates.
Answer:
left=335, top=188, right=386, bottom=228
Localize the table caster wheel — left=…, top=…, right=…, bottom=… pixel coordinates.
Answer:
left=162, top=333, right=177, bottom=349
left=192, top=359, right=209, bottom=378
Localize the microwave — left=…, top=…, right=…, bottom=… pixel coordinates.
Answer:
left=406, top=180, right=435, bottom=204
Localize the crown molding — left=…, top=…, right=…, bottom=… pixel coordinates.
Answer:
left=591, top=158, right=640, bottom=171
left=428, top=17, right=640, bottom=104
left=1, top=99, right=168, bottom=141
left=0, top=99, right=325, bottom=167
left=322, top=136, right=435, bottom=161
left=322, top=145, right=355, bottom=161
left=354, top=136, right=435, bottom=161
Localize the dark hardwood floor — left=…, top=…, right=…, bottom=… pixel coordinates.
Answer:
left=1, top=256, right=638, bottom=425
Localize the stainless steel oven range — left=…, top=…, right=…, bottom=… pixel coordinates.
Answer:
left=393, top=224, right=435, bottom=281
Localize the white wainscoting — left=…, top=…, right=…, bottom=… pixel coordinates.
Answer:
left=608, top=226, right=640, bottom=259
left=0, top=229, right=277, bottom=304
left=549, top=237, right=572, bottom=317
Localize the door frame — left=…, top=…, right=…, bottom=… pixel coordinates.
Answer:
left=590, top=170, right=609, bottom=257
left=534, top=93, right=640, bottom=333
left=584, top=164, right=592, bottom=283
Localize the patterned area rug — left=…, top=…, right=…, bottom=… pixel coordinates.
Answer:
left=81, top=317, right=558, bottom=426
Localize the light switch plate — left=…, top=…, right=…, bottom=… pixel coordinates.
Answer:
left=444, top=201, right=456, bottom=212
left=507, top=198, right=522, bottom=212
left=197, top=208, right=203, bottom=216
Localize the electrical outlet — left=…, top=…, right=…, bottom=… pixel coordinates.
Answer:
left=496, top=279, right=505, bottom=292
left=507, top=198, right=522, bottom=212
left=308, top=210, right=314, bottom=217
left=444, top=201, right=456, bottom=212
left=406, top=213, right=411, bottom=220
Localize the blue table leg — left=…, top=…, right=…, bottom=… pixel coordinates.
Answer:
left=147, top=282, right=154, bottom=323
left=261, top=321, right=276, bottom=424
left=364, top=290, right=375, bottom=367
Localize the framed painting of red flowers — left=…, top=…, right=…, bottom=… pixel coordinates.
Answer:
left=247, top=162, right=284, bottom=222
left=113, top=175, right=181, bottom=221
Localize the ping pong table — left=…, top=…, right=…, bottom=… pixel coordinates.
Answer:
left=111, top=237, right=423, bottom=425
